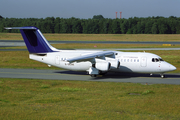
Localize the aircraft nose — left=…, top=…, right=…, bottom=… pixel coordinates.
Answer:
left=169, top=65, right=176, bottom=71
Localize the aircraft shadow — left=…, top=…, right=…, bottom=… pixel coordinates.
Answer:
left=55, top=71, right=87, bottom=75
left=55, top=71, right=180, bottom=79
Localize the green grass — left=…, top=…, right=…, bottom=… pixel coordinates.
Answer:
left=1, top=33, right=180, bottom=41
left=0, top=51, right=61, bottom=70
left=59, top=87, right=87, bottom=92
left=0, top=78, right=180, bottom=119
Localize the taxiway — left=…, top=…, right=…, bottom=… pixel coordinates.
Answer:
left=0, top=68, right=180, bottom=85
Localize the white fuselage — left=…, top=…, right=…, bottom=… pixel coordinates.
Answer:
left=30, top=50, right=176, bottom=75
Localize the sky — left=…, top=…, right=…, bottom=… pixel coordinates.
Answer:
left=0, top=0, right=180, bottom=19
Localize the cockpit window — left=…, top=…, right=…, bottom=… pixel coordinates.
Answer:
left=159, top=58, right=164, bottom=61
left=152, top=58, right=164, bottom=62
left=152, top=58, right=155, bottom=62
left=155, top=58, right=159, bottom=62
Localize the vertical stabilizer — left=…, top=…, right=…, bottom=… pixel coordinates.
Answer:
left=5, top=26, right=58, bottom=53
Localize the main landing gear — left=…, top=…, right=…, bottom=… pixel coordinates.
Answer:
left=90, top=74, right=97, bottom=77
left=90, top=71, right=107, bottom=77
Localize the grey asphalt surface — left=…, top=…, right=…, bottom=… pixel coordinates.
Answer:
left=0, top=68, right=180, bottom=84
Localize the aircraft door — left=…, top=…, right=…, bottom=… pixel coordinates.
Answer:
left=141, top=57, right=147, bottom=67
left=55, top=56, right=60, bottom=64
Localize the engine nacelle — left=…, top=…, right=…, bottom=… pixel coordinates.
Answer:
left=95, top=62, right=111, bottom=71
left=108, top=60, right=120, bottom=69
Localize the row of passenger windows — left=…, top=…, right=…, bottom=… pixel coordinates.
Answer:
left=120, top=58, right=164, bottom=63
left=120, top=59, right=139, bottom=62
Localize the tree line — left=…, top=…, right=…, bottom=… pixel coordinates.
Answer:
left=0, top=15, right=180, bottom=34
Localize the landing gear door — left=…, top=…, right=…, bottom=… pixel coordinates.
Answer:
left=141, top=57, right=147, bottom=67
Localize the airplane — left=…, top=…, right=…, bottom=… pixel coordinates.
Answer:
left=5, top=26, right=176, bottom=78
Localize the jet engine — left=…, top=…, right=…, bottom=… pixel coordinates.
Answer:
left=95, top=62, right=111, bottom=71
left=108, top=60, right=120, bottom=69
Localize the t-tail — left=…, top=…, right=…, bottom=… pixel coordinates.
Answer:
left=5, top=26, right=58, bottom=53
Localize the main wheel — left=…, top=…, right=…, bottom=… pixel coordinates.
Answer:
left=90, top=74, right=97, bottom=77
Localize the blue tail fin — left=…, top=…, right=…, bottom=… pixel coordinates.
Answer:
left=5, top=26, right=57, bottom=53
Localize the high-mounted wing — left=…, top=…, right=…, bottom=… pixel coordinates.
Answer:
left=66, top=51, right=120, bottom=75
left=66, top=51, right=115, bottom=63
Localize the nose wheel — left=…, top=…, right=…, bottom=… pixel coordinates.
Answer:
left=160, top=74, right=165, bottom=78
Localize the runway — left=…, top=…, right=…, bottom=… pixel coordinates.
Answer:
left=0, top=68, right=180, bottom=85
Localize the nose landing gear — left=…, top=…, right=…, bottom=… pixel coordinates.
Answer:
left=160, top=73, right=165, bottom=78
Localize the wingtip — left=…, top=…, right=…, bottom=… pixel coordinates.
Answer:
left=4, top=27, right=12, bottom=30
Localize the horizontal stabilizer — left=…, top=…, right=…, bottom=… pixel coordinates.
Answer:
left=5, top=27, right=37, bottom=30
